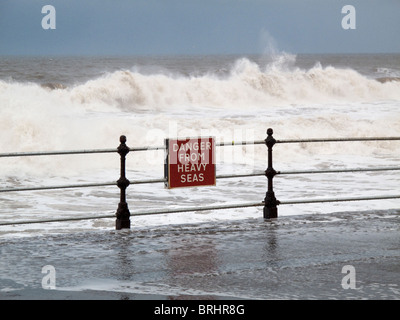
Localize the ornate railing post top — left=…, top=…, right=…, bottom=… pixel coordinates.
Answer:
left=265, top=128, right=276, bottom=148
left=117, top=135, right=130, bottom=156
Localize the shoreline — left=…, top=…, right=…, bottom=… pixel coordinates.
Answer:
left=1, top=211, right=399, bottom=300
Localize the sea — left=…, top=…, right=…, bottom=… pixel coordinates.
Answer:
left=0, top=53, right=399, bottom=299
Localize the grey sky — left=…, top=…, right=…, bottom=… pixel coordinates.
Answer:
left=0, top=0, right=399, bottom=56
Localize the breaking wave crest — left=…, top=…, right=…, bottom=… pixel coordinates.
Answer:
left=1, top=54, right=400, bottom=177
left=2, top=54, right=400, bottom=113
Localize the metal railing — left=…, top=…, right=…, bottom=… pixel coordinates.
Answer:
left=261, top=128, right=400, bottom=218
left=1, top=129, right=400, bottom=229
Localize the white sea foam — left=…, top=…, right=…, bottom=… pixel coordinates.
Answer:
left=1, top=56, right=399, bottom=160
left=0, top=54, right=399, bottom=235
left=66, top=56, right=400, bottom=110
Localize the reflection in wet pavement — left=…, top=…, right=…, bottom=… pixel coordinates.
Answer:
left=0, top=210, right=399, bottom=299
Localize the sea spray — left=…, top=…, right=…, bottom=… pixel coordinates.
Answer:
left=1, top=54, right=399, bottom=178
left=64, top=57, right=400, bottom=110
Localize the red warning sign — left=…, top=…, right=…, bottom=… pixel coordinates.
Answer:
left=165, top=137, right=216, bottom=189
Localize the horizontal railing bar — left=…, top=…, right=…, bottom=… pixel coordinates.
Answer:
left=130, top=146, right=165, bottom=152
left=216, top=140, right=265, bottom=146
left=0, top=173, right=262, bottom=193
left=0, top=147, right=168, bottom=158
left=130, top=178, right=166, bottom=185
left=217, top=172, right=265, bottom=179
left=0, top=182, right=116, bottom=193
left=277, top=166, right=400, bottom=175
left=0, top=202, right=264, bottom=226
left=2, top=193, right=400, bottom=226
left=127, top=138, right=400, bottom=149
left=0, top=149, right=117, bottom=158
left=276, top=137, right=400, bottom=144
left=2, top=137, right=399, bottom=158
left=279, top=194, right=400, bottom=205
left=0, top=141, right=262, bottom=158
left=125, top=140, right=266, bottom=151
left=132, top=202, right=264, bottom=216
left=0, top=172, right=269, bottom=193
left=0, top=214, right=117, bottom=226
left=2, top=166, right=398, bottom=193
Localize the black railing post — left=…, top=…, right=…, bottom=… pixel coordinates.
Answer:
left=264, top=128, right=279, bottom=219
left=116, top=135, right=131, bottom=230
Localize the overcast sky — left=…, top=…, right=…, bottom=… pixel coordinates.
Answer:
left=0, top=0, right=399, bottom=56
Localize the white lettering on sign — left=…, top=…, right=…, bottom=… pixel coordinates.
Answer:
left=172, top=141, right=212, bottom=152
left=166, top=137, right=215, bottom=188
left=177, top=164, right=208, bottom=172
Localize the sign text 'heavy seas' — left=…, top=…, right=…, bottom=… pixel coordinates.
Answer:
left=165, top=137, right=216, bottom=189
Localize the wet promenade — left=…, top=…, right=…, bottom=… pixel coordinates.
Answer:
left=0, top=210, right=399, bottom=300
